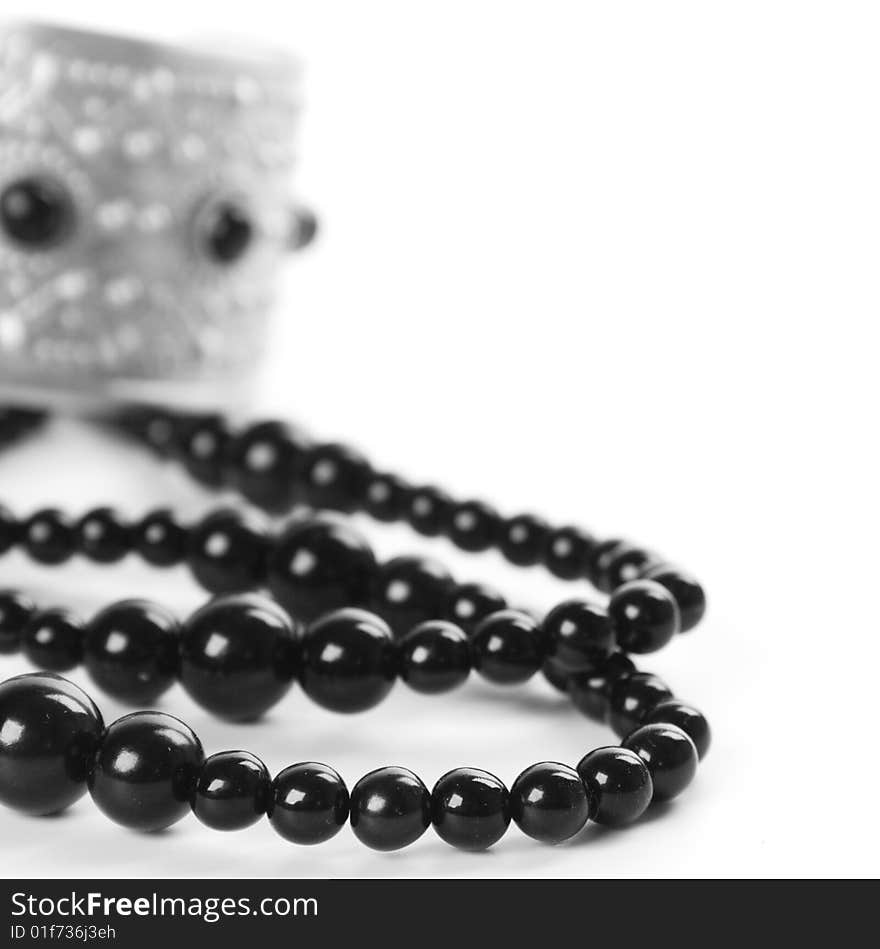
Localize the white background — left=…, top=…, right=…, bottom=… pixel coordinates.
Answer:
left=0, top=1, right=878, bottom=878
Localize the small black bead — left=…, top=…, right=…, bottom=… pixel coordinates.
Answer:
left=225, top=420, right=308, bottom=513
left=541, top=658, right=571, bottom=693
left=76, top=507, right=130, bottom=564
left=0, top=505, right=18, bottom=555
left=622, top=723, right=698, bottom=802
left=21, top=608, right=83, bottom=671
left=541, top=599, right=614, bottom=672
left=83, top=600, right=179, bottom=704
left=180, top=594, right=298, bottom=722
left=608, top=671, right=673, bottom=738
left=406, top=485, right=453, bottom=537
left=266, top=514, right=376, bottom=623
left=21, top=508, right=75, bottom=565
left=0, top=176, right=72, bottom=248
left=576, top=746, right=653, bottom=826
left=543, top=526, right=595, bottom=580
left=568, top=650, right=635, bottom=721
left=171, top=414, right=230, bottom=488
left=510, top=762, right=591, bottom=844
left=299, top=608, right=396, bottom=713
left=609, top=579, right=680, bottom=654
left=269, top=762, right=350, bottom=844
left=132, top=509, right=188, bottom=567
left=447, top=499, right=500, bottom=552
left=586, top=538, right=623, bottom=590
left=371, top=555, right=454, bottom=637
left=398, top=620, right=471, bottom=694
left=0, top=589, right=36, bottom=654
left=187, top=508, right=268, bottom=594
left=445, top=582, right=506, bottom=633
left=300, top=442, right=371, bottom=513
left=605, top=544, right=656, bottom=590
left=641, top=564, right=707, bottom=632
left=192, top=751, right=271, bottom=831
left=498, top=513, right=550, bottom=567
left=0, top=673, right=103, bottom=816
left=643, top=700, right=712, bottom=760
left=472, top=610, right=544, bottom=685
left=88, top=711, right=204, bottom=832
left=432, top=767, right=510, bottom=851
left=363, top=471, right=410, bottom=523
left=350, top=767, right=431, bottom=851
left=204, top=201, right=252, bottom=263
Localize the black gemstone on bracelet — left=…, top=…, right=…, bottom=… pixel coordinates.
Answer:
left=498, top=513, right=550, bottom=567
left=301, top=442, right=371, bottom=513
left=350, top=767, right=431, bottom=851
left=510, top=762, right=591, bottom=844
left=192, top=751, right=271, bottom=831
left=432, top=767, right=511, bottom=851
left=132, top=508, right=188, bottom=567
left=622, top=723, right=698, bottom=802
left=608, top=579, right=680, bottom=654
left=641, top=564, right=707, bottom=632
left=568, top=650, right=635, bottom=721
left=406, top=485, right=453, bottom=537
left=398, top=620, right=471, bottom=694
left=642, top=699, right=711, bottom=759
left=0, top=589, right=35, bottom=654
left=448, top=500, right=500, bottom=553
left=543, top=526, right=594, bottom=580
left=21, top=608, right=83, bottom=671
left=21, top=508, right=75, bottom=565
left=171, top=414, right=230, bottom=488
left=608, top=671, right=673, bottom=738
left=541, top=599, right=614, bottom=673
left=225, top=420, right=308, bottom=513
left=371, top=555, right=454, bottom=637
left=269, top=762, right=350, bottom=844
left=472, top=610, right=545, bottom=685
left=186, top=508, right=269, bottom=595
left=542, top=657, right=572, bottom=693
left=576, top=746, right=653, bottom=826
left=445, top=582, right=506, bottom=633
left=604, top=544, right=656, bottom=591
left=363, top=471, right=410, bottom=523
left=76, top=507, right=131, bottom=564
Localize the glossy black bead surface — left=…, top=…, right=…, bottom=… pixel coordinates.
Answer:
left=0, top=673, right=103, bottom=815
left=0, top=505, right=19, bottom=555
left=363, top=472, right=410, bottom=522
left=180, top=594, right=298, bottom=721
left=0, top=176, right=72, bottom=247
left=269, top=762, right=349, bottom=844
left=472, top=610, right=544, bottom=685
left=432, top=768, right=510, bottom=851
left=75, top=507, right=130, bottom=563
left=622, top=723, right=698, bottom=802
left=266, top=514, right=376, bottom=622
left=187, top=508, right=268, bottom=595
left=498, top=513, right=550, bottom=567
left=301, top=442, right=371, bottom=513
left=171, top=414, right=229, bottom=488
left=0, top=589, right=35, bottom=654
left=445, top=582, right=506, bottom=633
left=543, top=526, right=594, bottom=580
left=132, top=509, right=188, bottom=567
left=568, top=651, right=635, bottom=721
left=299, top=608, right=396, bottom=713
left=398, top=621, right=471, bottom=694
left=576, top=746, right=653, bottom=826
left=609, top=580, right=680, bottom=654
left=541, top=599, right=614, bottom=672
left=447, top=499, right=500, bottom=552
left=371, top=555, right=453, bottom=637
left=83, top=600, right=179, bottom=704
left=406, top=485, right=453, bottom=537
left=192, top=751, right=271, bottom=831
left=89, top=711, right=204, bottom=832
left=542, top=658, right=571, bottom=693
left=21, top=508, right=75, bottom=565
left=204, top=201, right=252, bottom=263
left=642, top=565, right=707, bottom=632
left=21, top=609, right=83, bottom=671
left=608, top=672, right=673, bottom=738
left=604, top=544, right=655, bottom=590
left=643, top=699, right=711, bottom=759
left=510, top=762, right=591, bottom=844
left=350, top=767, right=431, bottom=851
left=225, top=420, right=307, bottom=513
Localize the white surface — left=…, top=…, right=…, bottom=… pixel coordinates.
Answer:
left=0, top=0, right=878, bottom=879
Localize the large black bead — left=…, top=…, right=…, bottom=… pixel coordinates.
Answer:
left=300, top=442, right=371, bottom=513
left=187, top=508, right=268, bottom=594
left=609, top=580, right=680, bottom=654
left=132, top=509, right=188, bottom=567
left=0, top=589, right=35, bottom=654
left=21, top=508, right=75, bottom=565
left=350, top=767, right=431, bottom=851
left=641, top=565, right=707, bottom=632
left=269, top=762, right=350, bottom=844
left=447, top=500, right=500, bottom=552
left=371, top=555, right=453, bottom=637
left=608, top=672, right=673, bottom=738
left=0, top=176, right=72, bottom=248
left=266, top=514, right=376, bottom=622
left=398, top=621, right=471, bottom=694
left=191, top=751, right=271, bottom=831
left=83, top=600, right=179, bottom=705
left=643, top=699, right=712, bottom=759
left=567, top=651, right=635, bottom=721
left=363, top=472, right=410, bottom=523
left=89, top=711, right=204, bottom=832
left=299, top=608, right=396, bottom=713
left=225, top=420, right=307, bottom=513
left=510, top=762, right=591, bottom=844
left=622, top=723, right=698, bottom=802
left=432, top=768, right=510, bottom=851
left=76, top=507, right=130, bottom=564
left=576, top=746, right=653, bottom=826
left=171, top=414, right=230, bottom=488
left=543, top=526, right=594, bottom=580
left=445, top=582, right=506, bottom=634
left=498, top=513, right=550, bottom=567
left=179, top=594, right=298, bottom=721
left=472, top=610, right=544, bottom=684
left=0, top=673, right=103, bottom=816
left=21, top=608, right=84, bottom=671
left=406, top=485, right=452, bottom=537
left=541, top=599, right=614, bottom=672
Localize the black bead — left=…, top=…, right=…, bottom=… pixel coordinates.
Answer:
left=299, top=608, right=396, bottom=713
left=0, top=673, right=103, bottom=815
left=204, top=201, right=252, bottom=263
left=445, top=582, right=506, bottom=633
left=586, top=538, right=623, bottom=590
left=568, top=650, right=635, bottom=721
left=541, top=599, right=614, bottom=673
left=21, top=608, right=83, bottom=671
left=472, top=610, right=544, bottom=684
left=447, top=499, right=500, bottom=552
left=432, top=768, right=510, bottom=851
left=510, top=762, right=591, bottom=844
left=225, top=420, right=307, bottom=513
left=171, top=414, right=230, bottom=488
left=0, top=589, right=35, bottom=654
left=88, top=711, right=204, bottom=832
left=576, top=746, right=653, bottom=826
left=187, top=508, right=268, bottom=594
left=608, top=672, right=673, bottom=738
left=398, top=621, right=471, bottom=694
left=301, top=442, right=371, bottom=513
left=266, top=514, right=376, bottom=623
left=643, top=700, right=711, bottom=760
left=641, top=565, right=707, bottom=632
left=609, top=580, right=680, bottom=654
left=406, top=485, right=452, bottom=537
left=605, top=544, right=656, bottom=590
left=543, top=526, right=595, bottom=580
left=132, top=509, right=188, bottom=567
left=622, top=723, right=698, bottom=802
left=180, top=594, right=298, bottom=721
left=350, top=767, right=431, bottom=851
left=269, top=762, right=350, bottom=844
left=363, top=471, right=410, bottom=522
left=21, top=508, right=75, bottom=565
left=541, top=658, right=571, bottom=693
left=76, top=507, right=130, bottom=564
left=0, top=176, right=73, bottom=248
left=498, top=513, right=550, bottom=567
left=0, top=505, right=18, bottom=555
left=192, top=751, right=271, bottom=831
left=83, top=600, right=179, bottom=704
left=370, top=555, right=453, bottom=637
